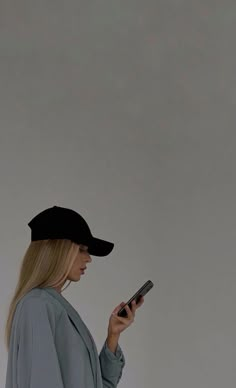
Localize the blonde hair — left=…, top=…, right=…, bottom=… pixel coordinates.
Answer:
left=4, top=238, right=80, bottom=352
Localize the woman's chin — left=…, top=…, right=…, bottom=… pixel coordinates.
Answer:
left=67, top=273, right=82, bottom=282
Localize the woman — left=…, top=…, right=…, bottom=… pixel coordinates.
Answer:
left=4, top=205, right=144, bottom=388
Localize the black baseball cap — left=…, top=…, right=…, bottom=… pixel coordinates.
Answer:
left=27, top=205, right=114, bottom=257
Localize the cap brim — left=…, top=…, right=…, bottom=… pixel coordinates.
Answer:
left=87, top=237, right=114, bottom=257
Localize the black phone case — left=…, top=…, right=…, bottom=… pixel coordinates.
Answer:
left=117, top=280, right=154, bottom=318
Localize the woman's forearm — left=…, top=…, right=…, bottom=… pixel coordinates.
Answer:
left=106, top=334, right=120, bottom=354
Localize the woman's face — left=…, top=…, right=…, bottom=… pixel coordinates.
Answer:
left=53, top=244, right=92, bottom=293
left=67, top=244, right=92, bottom=281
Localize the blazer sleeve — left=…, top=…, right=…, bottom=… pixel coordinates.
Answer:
left=16, top=297, right=65, bottom=388
left=99, top=339, right=126, bottom=388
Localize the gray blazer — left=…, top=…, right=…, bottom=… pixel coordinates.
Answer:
left=5, top=287, right=126, bottom=388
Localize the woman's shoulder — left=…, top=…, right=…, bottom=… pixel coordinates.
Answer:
left=15, top=287, right=64, bottom=323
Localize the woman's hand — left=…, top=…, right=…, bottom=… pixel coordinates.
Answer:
left=107, top=296, right=144, bottom=336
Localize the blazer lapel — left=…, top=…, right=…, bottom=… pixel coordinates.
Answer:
left=43, top=287, right=100, bottom=387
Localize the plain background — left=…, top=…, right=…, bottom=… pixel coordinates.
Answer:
left=1, top=1, right=236, bottom=387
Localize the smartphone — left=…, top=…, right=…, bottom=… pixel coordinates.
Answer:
left=117, top=280, right=154, bottom=318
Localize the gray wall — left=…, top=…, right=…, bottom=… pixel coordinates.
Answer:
left=1, top=1, right=236, bottom=387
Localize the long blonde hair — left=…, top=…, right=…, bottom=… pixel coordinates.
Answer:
left=4, top=238, right=80, bottom=352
